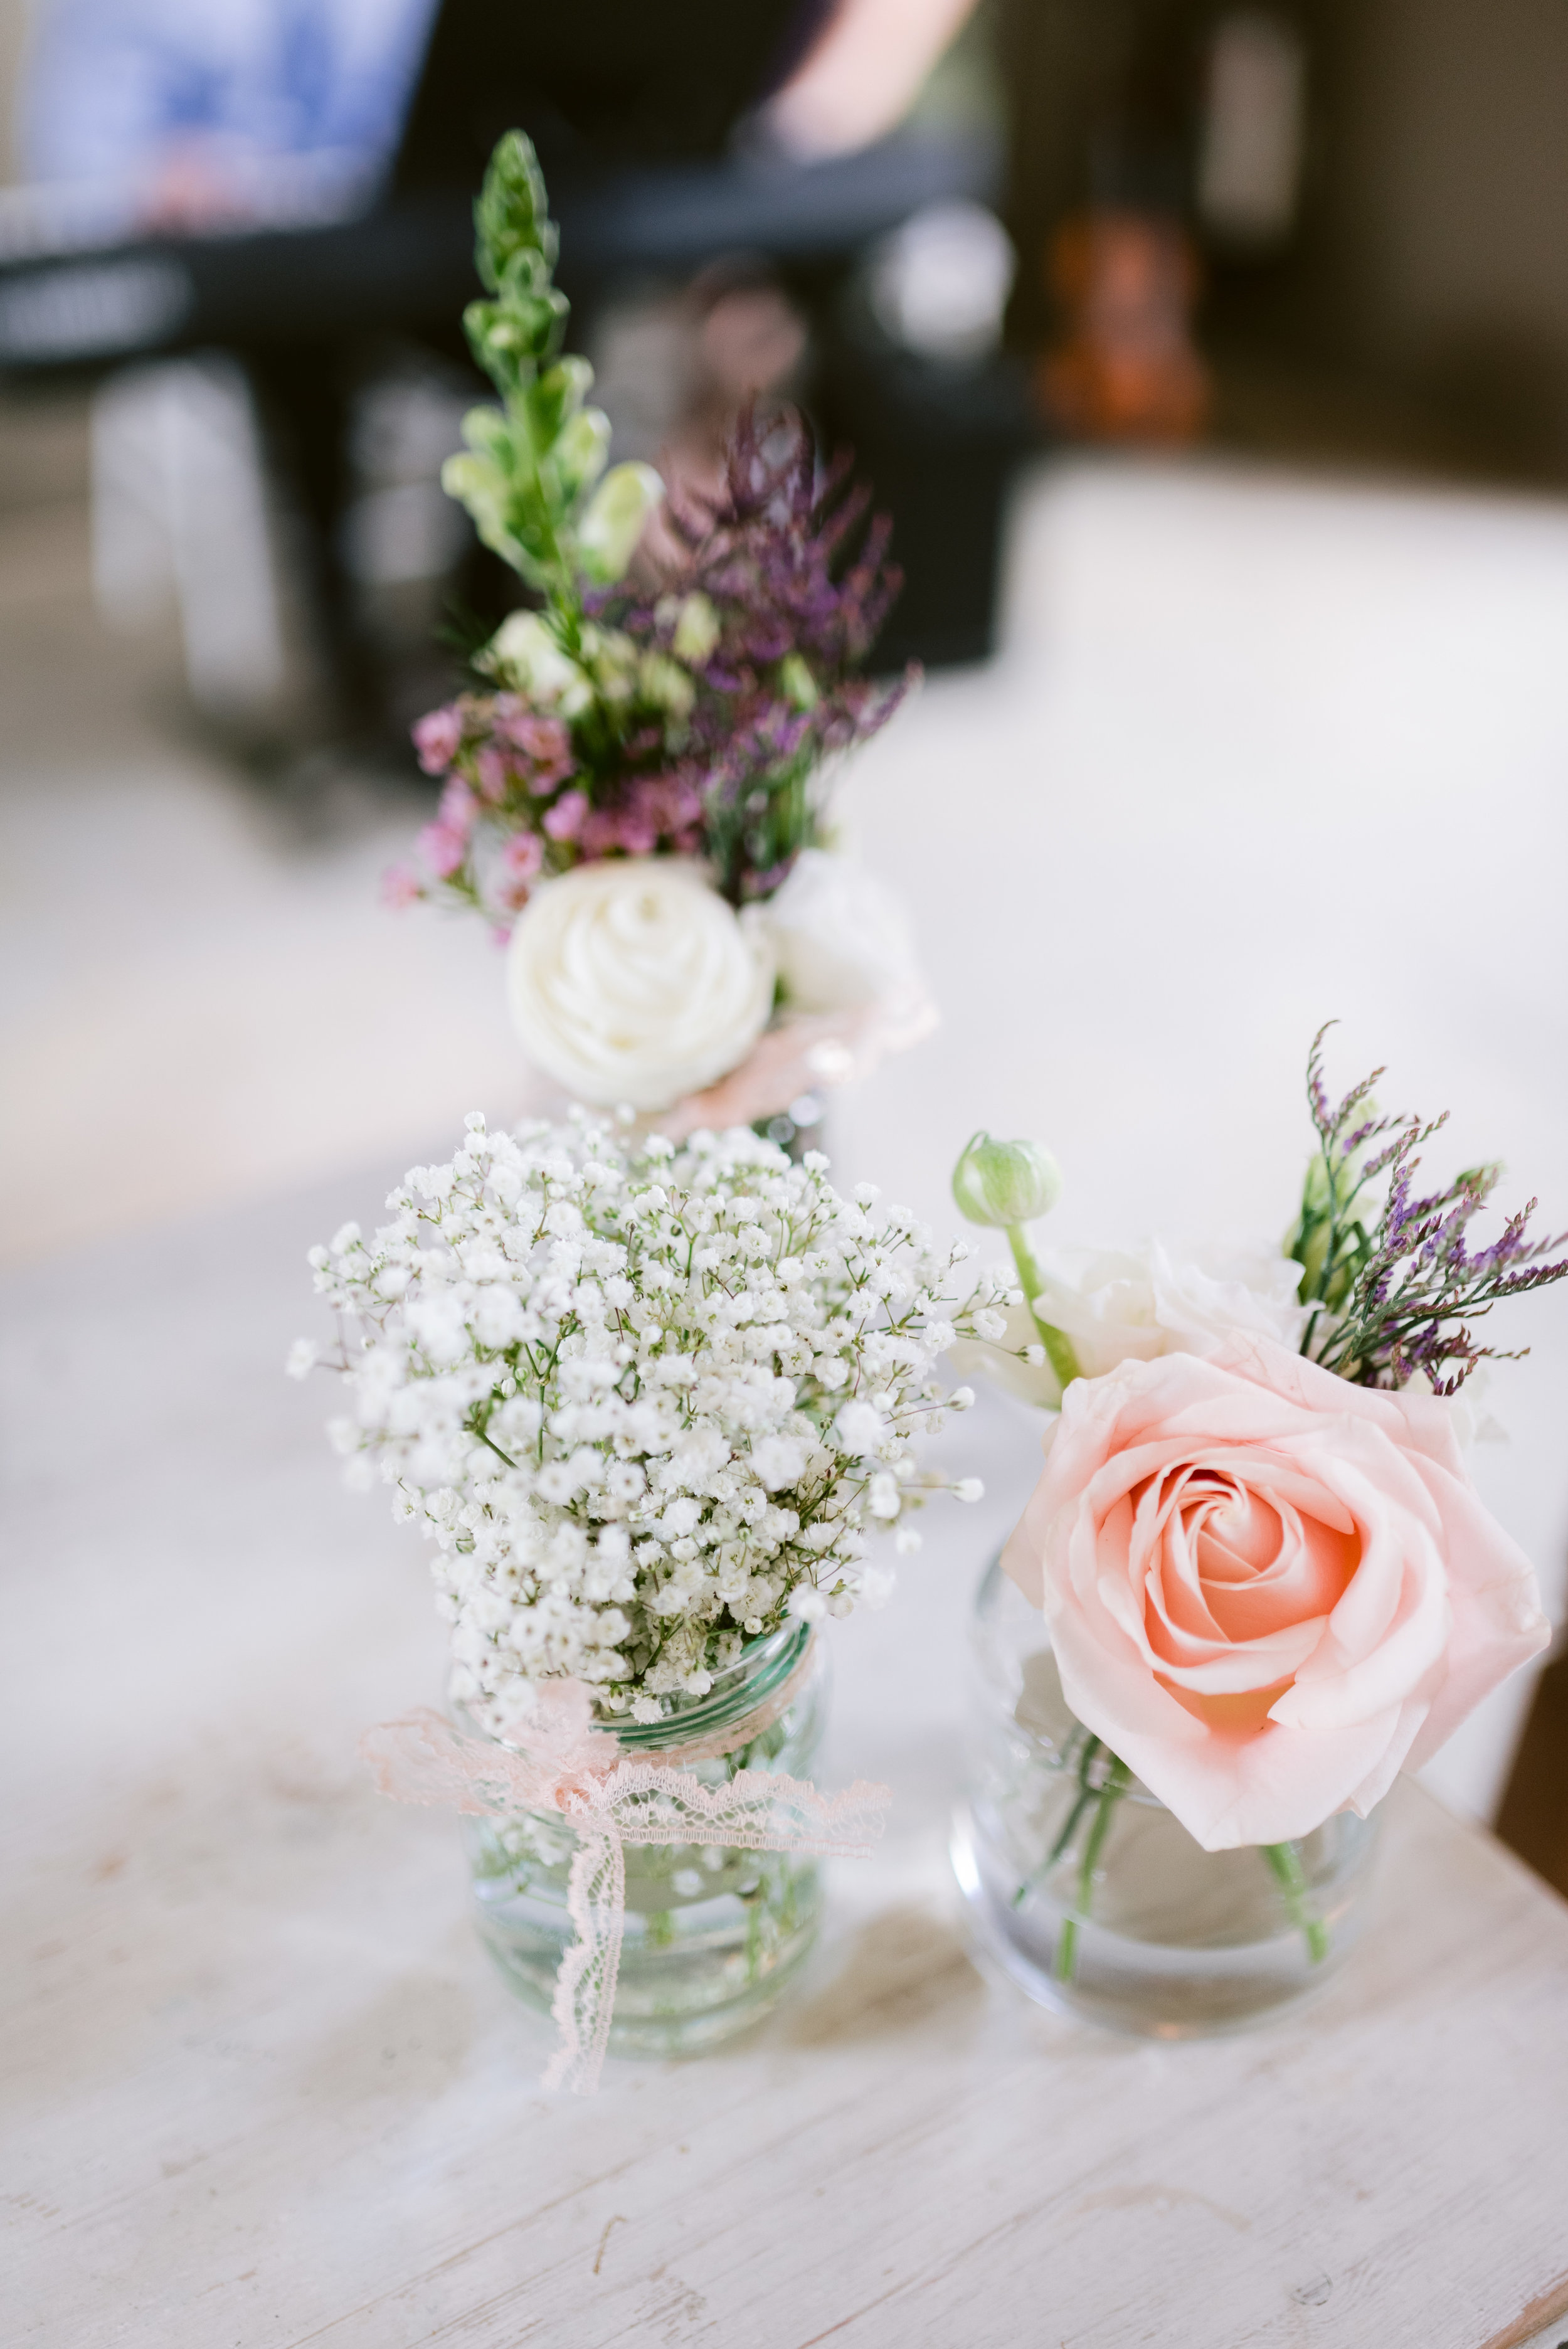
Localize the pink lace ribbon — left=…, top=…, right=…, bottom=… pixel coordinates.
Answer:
left=360, top=1683, right=889, bottom=2094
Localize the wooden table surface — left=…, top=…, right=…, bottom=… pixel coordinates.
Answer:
left=6, top=1170, right=1568, bottom=2349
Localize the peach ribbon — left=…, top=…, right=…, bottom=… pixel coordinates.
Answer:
left=653, top=981, right=938, bottom=1143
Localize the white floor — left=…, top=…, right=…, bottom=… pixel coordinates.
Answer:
left=3, top=442, right=1566, bottom=1818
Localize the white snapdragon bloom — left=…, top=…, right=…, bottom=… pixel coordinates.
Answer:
left=482, top=610, right=593, bottom=712
left=506, top=859, right=776, bottom=1110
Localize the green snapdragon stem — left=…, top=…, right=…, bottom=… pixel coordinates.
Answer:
left=1263, top=1838, right=1330, bottom=1964
left=1005, top=1225, right=1083, bottom=1392
left=1054, top=1753, right=1130, bottom=1983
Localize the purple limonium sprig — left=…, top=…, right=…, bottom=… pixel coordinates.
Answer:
left=592, top=401, right=914, bottom=902
left=1290, top=1024, right=1568, bottom=1392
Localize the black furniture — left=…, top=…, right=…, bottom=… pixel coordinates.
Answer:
left=0, top=2, right=1025, bottom=714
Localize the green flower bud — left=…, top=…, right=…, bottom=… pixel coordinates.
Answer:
left=952, top=1131, right=1063, bottom=1229
left=778, top=652, right=818, bottom=709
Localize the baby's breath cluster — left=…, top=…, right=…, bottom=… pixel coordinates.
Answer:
left=297, top=1115, right=1006, bottom=1734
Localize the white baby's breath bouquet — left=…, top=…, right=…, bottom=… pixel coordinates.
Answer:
left=297, top=1113, right=1005, bottom=1736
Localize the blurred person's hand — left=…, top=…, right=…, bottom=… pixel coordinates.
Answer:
left=760, top=0, right=981, bottom=161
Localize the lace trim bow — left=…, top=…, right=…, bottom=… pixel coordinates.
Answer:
left=360, top=1675, right=888, bottom=2094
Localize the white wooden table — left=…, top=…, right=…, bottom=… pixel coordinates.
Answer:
left=5, top=1167, right=1568, bottom=2349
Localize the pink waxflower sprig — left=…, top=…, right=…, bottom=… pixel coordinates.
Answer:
left=383, top=693, right=707, bottom=930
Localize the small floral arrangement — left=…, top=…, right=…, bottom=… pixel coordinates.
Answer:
left=954, top=1027, right=1567, bottom=1864
left=294, top=1113, right=1005, bottom=1734
left=386, top=132, right=927, bottom=1130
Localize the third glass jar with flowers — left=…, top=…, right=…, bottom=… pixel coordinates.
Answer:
left=946, top=1031, right=1566, bottom=2039
left=954, top=1559, right=1380, bottom=2034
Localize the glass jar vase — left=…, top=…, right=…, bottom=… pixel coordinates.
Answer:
left=952, top=1559, right=1380, bottom=2036
left=465, top=1620, right=827, bottom=2058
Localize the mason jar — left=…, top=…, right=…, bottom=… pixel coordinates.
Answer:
left=465, top=1620, right=827, bottom=2057
left=951, top=1559, right=1380, bottom=2036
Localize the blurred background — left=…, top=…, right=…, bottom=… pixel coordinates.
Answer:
left=1, top=0, right=1565, bottom=1879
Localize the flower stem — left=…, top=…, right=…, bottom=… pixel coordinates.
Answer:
left=1263, top=1838, right=1330, bottom=1964
left=1012, top=1732, right=1099, bottom=1909
left=1054, top=1752, right=1130, bottom=1983
left=1005, top=1226, right=1082, bottom=1392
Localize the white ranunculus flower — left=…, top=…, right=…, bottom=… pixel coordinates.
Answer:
left=506, top=858, right=776, bottom=1111
left=1406, top=1362, right=1505, bottom=1450
left=1034, top=1238, right=1310, bottom=1377
left=950, top=1238, right=1310, bottom=1409
left=758, top=849, right=921, bottom=1014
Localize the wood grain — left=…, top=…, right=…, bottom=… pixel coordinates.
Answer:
left=5, top=1172, right=1568, bottom=2349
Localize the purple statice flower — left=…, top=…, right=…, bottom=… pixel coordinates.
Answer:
left=591, top=401, right=914, bottom=900
left=1291, top=1024, right=1568, bottom=1392
left=663, top=401, right=904, bottom=674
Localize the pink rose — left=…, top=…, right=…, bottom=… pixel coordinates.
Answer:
left=1001, top=1336, right=1547, bottom=1849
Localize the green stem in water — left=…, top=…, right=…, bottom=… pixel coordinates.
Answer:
left=1012, top=1732, right=1099, bottom=1909
left=1006, top=1225, right=1083, bottom=1394
left=1054, top=1752, right=1130, bottom=1983
left=1263, top=1838, right=1330, bottom=1965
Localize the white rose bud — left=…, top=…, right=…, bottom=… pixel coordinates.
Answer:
left=760, top=849, right=921, bottom=1015
left=505, top=858, right=776, bottom=1111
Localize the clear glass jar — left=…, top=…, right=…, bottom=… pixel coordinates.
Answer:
left=952, top=1560, right=1380, bottom=2036
left=465, top=1621, right=827, bottom=2057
